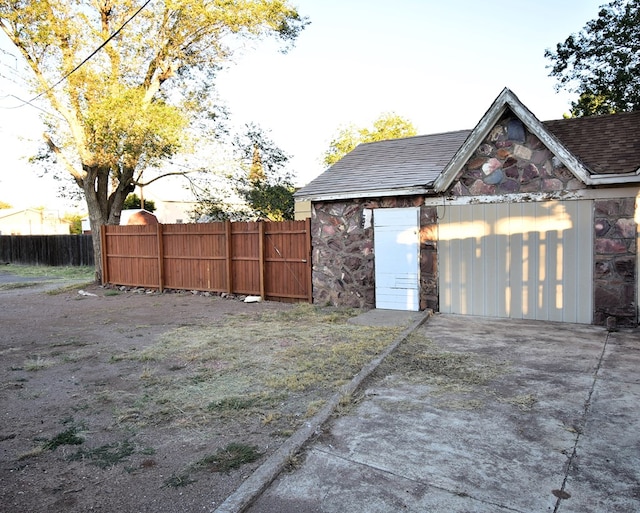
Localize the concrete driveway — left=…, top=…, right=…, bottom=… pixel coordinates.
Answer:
left=245, top=314, right=640, bottom=513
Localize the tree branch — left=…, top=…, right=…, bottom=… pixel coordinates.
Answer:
left=136, top=169, right=203, bottom=187
left=43, top=133, right=85, bottom=184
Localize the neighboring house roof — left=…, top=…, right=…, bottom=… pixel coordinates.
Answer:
left=294, top=130, right=471, bottom=201
left=0, top=208, right=70, bottom=235
left=296, top=88, right=640, bottom=202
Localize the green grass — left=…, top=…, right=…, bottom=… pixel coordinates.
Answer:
left=0, top=282, right=40, bottom=291
left=69, top=439, right=136, bottom=468
left=165, top=442, right=263, bottom=486
left=1, top=264, right=95, bottom=281
left=195, top=443, right=262, bottom=473
left=41, top=426, right=85, bottom=451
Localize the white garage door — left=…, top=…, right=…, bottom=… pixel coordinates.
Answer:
left=439, top=200, right=592, bottom=323
left=374, top=207, right=420, bottom=311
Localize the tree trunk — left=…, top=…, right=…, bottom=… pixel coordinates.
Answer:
left=82, top=165, right=134, bottom=281
left=84, top=185, right=107, bottom=282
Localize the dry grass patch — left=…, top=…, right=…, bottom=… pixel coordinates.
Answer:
left=113, top=304, right=400, bottom=429
left=377, top=332, right=509, bottom=409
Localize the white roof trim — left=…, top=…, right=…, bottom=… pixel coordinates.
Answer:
left=587, top=169, right=640, bottom=185
left=434, top=88, right=599, bottom=193
left=294, top=185, right=433, bottom=203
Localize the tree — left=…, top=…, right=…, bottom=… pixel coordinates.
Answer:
left=235, top=124, right=295, bottom=221
left=323, top=112, right=418, bottom=166
left=62, top=212, right=83, bottom=234
left=0, top=0, right=307, bottom=278
left=545, top=0, right=640, bottom=116
left=123, top=193, right=156, bottom=213
left=192, top=124, right=295, bottom=221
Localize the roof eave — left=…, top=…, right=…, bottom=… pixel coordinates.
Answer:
left=587, top=169, right=640, bottom=185
left=295, top=185, right=434, bottom=203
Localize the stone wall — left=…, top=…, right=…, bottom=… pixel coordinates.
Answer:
left=594, top=198, right=637, bottom=326
left=311, top=196, right=434, bottom=310
left=450, top=115, right=586, bottom=196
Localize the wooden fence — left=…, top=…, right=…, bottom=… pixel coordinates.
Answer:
left=101, top=220, right=312, bottom=303
left=0, top=235, right=94, bottom=266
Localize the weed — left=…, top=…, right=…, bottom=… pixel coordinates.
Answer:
left=267, top=336, right=391, bottom=392
left=23, top=356, right=57, bottom=371
left=51, top=339, right=89, bottom=348
left=97, top=305, right=398, bottom=429
left=69, top=439, right=135, bottom=469
left=284, top=451, right=304, bottom=471
left=207, top=394, right=271, bottom=412
left=140, top=366, right=155, bottom=380
left=261, top=412, right=280, bottom=425
left=195, top=443, right=262, bottom=473
left=0, top=282, right=39, bottom=291
left=41, top=425, right=85, bottom=451
left=499, top=393, right=537, bottom=411
left=305, top=399, right=326, bottom=418
left=380, top=332, right=506, bottom=390
left=17, top=446, right=45, bottom=460
left=47, top=282, right=94, bottom=295
left=164, top=472, right=196, bottom=488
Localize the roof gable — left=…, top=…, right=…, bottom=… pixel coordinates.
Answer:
left=435, top=88, right=640, bottom=192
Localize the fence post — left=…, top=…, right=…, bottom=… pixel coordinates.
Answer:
left=225, top=220, right=233, bottom=294
left=258, top=221, right=266, bottom=299
left=100, top=226, right=108, bottom=285
left=305, top=217, right=313, bottom=303
left=157, top=223, right=165, bottom=292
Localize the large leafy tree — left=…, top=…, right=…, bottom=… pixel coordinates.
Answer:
left=323, top=112, right=417, bottom=167
left=545, top=0, right=640, bottom=116
left=0, top=0, right=306, bottom=278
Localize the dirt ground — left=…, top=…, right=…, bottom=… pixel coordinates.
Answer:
left=0, top=274, right=397, bottom=513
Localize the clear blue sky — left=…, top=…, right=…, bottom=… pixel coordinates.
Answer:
left=0, top=0, right=605, bottom=208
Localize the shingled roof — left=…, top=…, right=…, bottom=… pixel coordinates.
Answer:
left=296, top=88, right=640, bottom=201
left=295, top=130, right=471, bottom=201
left=543, top=110, right=640, bottom=175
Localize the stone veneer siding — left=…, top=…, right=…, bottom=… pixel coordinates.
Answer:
left=311, top=197, right=438, bottom=310
left=594, top=198, right=637, bottom=326
left=450, top=115, right=586, bottom=197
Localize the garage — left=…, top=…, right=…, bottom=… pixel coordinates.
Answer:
left=438, top=200, right=593, bottom=323
left=295, top=89, right=640, bottom=326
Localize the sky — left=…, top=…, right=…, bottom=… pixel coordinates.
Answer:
left=0, top=0, right=606, bottom=211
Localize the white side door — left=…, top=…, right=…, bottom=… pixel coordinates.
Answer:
left=374, top=207, right=420, bottom=311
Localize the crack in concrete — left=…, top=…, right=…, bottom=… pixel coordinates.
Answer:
left=313, top=446, right=527, bottom=513
left=553, top=331, right=611, bottom=513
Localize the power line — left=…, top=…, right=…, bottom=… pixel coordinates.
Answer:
left=0, top=93, right=64, bottom=119
left=26, top=0, right=152, bottom=104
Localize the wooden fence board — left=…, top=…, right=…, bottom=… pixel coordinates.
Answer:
left=101, top=220, right=311, bottom=303
left=0, top=235, right=94, bottom=266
